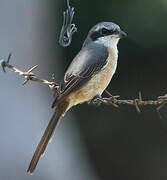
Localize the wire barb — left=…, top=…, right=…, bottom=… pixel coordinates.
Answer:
left=0, top=53, right=12, bottom=72
left=134, top=99, right=141, bottom=113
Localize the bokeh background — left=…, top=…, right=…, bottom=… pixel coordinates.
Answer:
left=0, top=0, right=167, bottom=180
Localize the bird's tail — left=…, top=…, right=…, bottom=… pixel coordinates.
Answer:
left=27, top=100, right=69, bottom=174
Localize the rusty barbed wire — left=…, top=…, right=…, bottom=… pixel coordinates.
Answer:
left=1, top=53, right=167, bottom=114
left=100, top=90, right=167, bottom=114
left=0, top=53, right=59, bottom=91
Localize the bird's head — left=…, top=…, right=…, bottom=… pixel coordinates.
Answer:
left=83, top=22, right=126, bottom=48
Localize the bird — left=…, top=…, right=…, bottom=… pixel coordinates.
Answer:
left=27, top=21, right=127, bottom=174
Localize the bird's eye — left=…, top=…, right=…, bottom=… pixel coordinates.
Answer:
left=101, top=28, right=109, bottom=35
left=113, top=29, right=118, bottom=34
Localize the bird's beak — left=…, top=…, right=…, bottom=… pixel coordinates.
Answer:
left=119, top=30, right=127, bottom=38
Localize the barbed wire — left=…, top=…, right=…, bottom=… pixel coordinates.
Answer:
left=1, top=53, right=167, bottom=115
left=0, top=53, right=59, bottom=91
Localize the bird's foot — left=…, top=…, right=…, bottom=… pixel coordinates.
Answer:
left=89, top=91, right=120, bottom=107
left=90, top=94, right=103, bottom=107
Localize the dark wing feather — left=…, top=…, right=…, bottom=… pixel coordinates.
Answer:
left=52, top=42, right=108, bottom=108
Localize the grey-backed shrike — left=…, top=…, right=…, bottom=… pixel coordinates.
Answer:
left=27, top=21, right=127, bottom=174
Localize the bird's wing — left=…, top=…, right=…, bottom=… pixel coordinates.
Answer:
left=52, top=43, right=109, bottom=107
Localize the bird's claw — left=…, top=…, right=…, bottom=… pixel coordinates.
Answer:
left=90, top=95, right=103, bottom=106
left=91, top=98, right=103, bottom=106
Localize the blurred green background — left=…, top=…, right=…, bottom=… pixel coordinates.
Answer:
left=0, top=0, right=167, bottom=180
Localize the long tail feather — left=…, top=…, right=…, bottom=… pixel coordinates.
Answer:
left=27, top=101, right=69, bottom=174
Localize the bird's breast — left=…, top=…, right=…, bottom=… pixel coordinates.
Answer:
left=67, top=47, right=118, bottom=108
left=84, top=47, right=118, bottom=96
